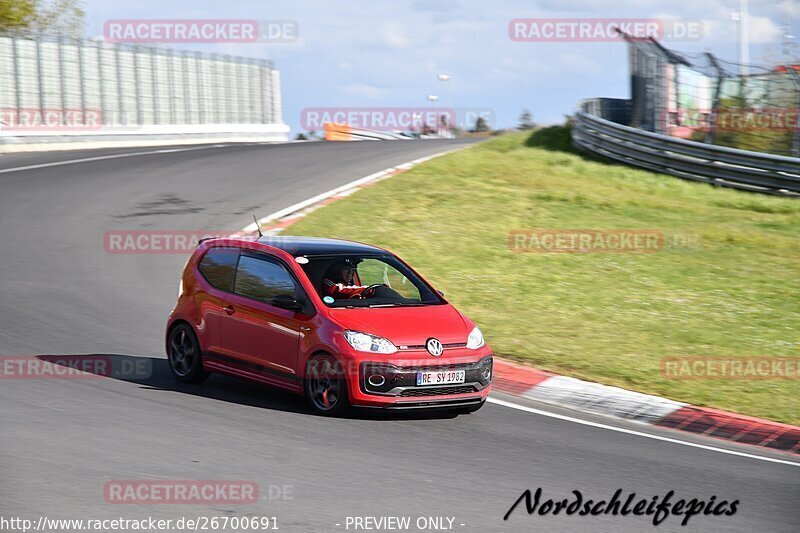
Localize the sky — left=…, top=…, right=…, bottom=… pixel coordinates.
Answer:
left=83, top=0, right=800, bottom=135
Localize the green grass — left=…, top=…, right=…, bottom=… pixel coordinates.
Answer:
left=290, top=128, right=800, bottom=424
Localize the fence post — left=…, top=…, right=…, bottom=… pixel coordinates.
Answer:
left=210, top=53, right=219, bottom=123
left=148, top=48, right=155, bottom=124
left=133, top=46, right=143, bottom=125
left=96, top=41, right=106, bottom=125
left=36, top=38, right=46, bottom=119
left=249, top=58, right=258, bottom=123
left=57, top=37, right=68, bottom=117
left=181, top=50, right=191, bottom=124
left=259, top=60, right=267, bottom=124
left=223, top=55, right=232, bottom=123
left=195, top=51, right=205, bottom=124
left=704, top=53, right=724, bottom=145
left=77, top=38, right=88, bottom=127
left=236, top=57, right=244, bottom=123
left=11, top=36, right=22, bottom=117
left=167, top=48, right=176, bottom=124
left=265, top=61, right=275, bottom=124
left=786, top=67, right=800, bottom=158
left=115, top=44, right=125, bottom=125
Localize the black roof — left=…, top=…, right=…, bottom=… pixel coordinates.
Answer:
left=256, top=236, right=387, bottom=256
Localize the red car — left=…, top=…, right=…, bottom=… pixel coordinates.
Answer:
left=165, top=236, right=492, bottom=415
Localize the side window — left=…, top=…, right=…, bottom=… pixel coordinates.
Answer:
left=197, top=248, right=240, bottom=291
left=234, top=255, right=299, bottom=303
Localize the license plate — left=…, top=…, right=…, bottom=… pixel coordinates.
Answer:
left=416, top=370, right=466, bottom=386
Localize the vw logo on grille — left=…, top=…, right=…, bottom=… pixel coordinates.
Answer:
left=426, top=338, right=444, bottom=356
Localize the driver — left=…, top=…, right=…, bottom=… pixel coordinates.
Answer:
left=323, top=260, right=374, bottom=299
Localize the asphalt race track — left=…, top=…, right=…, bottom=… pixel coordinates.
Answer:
left=1, top=140, right=797, bottom=533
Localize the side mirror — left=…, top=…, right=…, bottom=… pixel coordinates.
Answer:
left=272, top=294, right=303, bottom=311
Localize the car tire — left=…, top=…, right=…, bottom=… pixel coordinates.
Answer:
left=452, top=400, right=485, bottom=415
left=304, top=354, right=350, bottom=416
left=167, top=324, right=210, bottom=384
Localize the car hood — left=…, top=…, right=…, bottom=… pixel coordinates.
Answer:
left=328, top=304, right=471, bottom=346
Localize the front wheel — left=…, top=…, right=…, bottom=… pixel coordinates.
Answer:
left=167, top=324, right=210, bottom=383
left=304, top=354, right=350, bottom=416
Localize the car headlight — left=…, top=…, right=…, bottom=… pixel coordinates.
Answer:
left=466, top=326, right=484, bottom=349
left=343, top=330, right=397, bottom=354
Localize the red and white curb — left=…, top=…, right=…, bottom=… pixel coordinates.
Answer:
left=493, top=359, right=800, bottom=455
left=232, top=147, right=799, bottom=457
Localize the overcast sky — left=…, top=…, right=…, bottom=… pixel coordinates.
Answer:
left=84, top=0, right=800, bottom=133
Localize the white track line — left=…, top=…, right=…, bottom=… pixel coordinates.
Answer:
left=0, top=143, right=246, bottom=174
left=487, top=397, right=799, bottom=467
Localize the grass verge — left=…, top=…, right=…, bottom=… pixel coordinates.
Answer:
left=289, top=128, right=800, bottom=425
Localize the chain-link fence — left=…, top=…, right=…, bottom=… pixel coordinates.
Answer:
left=624, top=35, right=800, bottom=157
left=0, top=33, right=283, bottom=130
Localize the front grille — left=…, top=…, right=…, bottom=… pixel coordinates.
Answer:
left=443, top=342, right=468, bottom=348
left=399, top=342, right=468, bottom=351
left=399, top=385, right=477, bottom=397
left=395, top=362, right=472, bottom=372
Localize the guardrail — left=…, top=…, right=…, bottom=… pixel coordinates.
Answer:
left=572, top=111, right=800, bottom=196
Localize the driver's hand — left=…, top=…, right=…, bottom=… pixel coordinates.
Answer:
left=362, top=286, right=377, bottom=298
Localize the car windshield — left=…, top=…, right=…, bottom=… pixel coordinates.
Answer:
left=299, top=254, right=444, bottom=308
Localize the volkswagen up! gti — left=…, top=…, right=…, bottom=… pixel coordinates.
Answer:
left=166, top=236, right=492, bottom=415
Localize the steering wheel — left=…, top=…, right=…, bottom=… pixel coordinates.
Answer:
left=360, top=284, right=385, bottom=298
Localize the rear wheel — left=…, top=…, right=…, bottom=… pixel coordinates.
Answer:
left=167, top=324, right=210, bottom=383
left=305, top=354, right=350, bottom=416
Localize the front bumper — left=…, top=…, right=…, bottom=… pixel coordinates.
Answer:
left=348, top=354, right=493, bottom=408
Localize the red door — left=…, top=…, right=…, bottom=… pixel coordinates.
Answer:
left=218, top=253, right=304, bottom=384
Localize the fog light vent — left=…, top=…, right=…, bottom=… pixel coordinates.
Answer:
left=368, top=374, right=386, bottom=387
